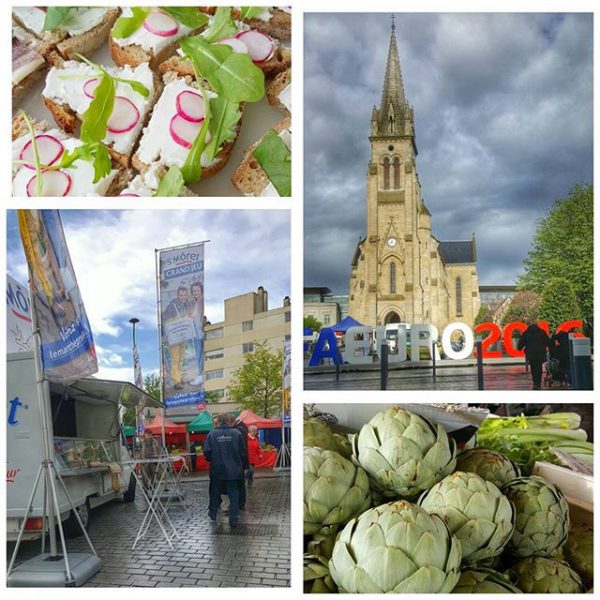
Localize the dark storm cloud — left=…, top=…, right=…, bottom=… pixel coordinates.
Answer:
left=304, top=12, right=593, bottom=294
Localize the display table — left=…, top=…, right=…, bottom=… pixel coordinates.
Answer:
left=195, top=450, right=277, bottom=470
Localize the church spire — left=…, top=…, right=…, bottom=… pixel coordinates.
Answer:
left=376, top=16, right=408, bottom=135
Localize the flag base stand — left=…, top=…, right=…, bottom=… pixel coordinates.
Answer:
left=274, top=441, right=290, bottom=470
left=7, top=553, right=102, bottom=588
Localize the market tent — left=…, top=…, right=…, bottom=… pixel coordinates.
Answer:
left=331, top=315, right=363, bottom=333
left=123, top=425, right=136, bottom=437
left=144, top=414, right=187, bottom=435
left=237, top=409, right=282, bottom=429
left=187, top=411, right=214, bottom=433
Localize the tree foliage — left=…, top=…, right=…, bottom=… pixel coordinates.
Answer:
left=143, top=372, right=161, bottom=401
left=539, top=277, right=582, bottom=333
left=501, top=290, right=541, bottom=327
left=227, top=341, right=283, bottom=417
left=474, top=305, right=492, bottom=326
left=518, top=184, right=593, bottom=327
left=304, top=315, right=323, bottom=331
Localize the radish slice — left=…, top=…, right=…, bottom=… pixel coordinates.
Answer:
left=20, top=134, right=65, bottom=170
left=175, top=91, right=206, bottom=123
left=169, top=113, right=203, bottom=149
left=83, top=78, right=99, bottom=99
left=107, top=96, right=140, bottom=134
left=235, top=30, right=274, bottom=63
left=218, top=36, right=249, bottom=55
left=26, top=170, right=72, bottom=197
left=143, top=10, right=178, bottom=37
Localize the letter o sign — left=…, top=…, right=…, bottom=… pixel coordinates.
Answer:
left=442, top=322, right=474, bottom=360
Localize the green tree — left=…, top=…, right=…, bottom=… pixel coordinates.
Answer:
left=474, top=305, right=492, bottom=326
left=538, top=277, right=582, bottom=333
left=143, top=372, right=161, bottom=401
left=304, top=315, right=323, bottom=331
left=227, top=341, right=282, bottom=417
left=518, top=184, right=593, bottom=328
left=501, top=290, right=541, bottom=327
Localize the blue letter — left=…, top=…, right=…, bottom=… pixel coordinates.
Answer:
left=309, top=328, right=343, bottom=367
left=8, top=397, right=23, bottom=425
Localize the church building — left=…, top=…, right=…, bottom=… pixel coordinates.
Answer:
left=349, top=21, right=480, bottom=329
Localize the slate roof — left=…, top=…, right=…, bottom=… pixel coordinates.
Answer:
left=438, top=240, right=476, bottom=264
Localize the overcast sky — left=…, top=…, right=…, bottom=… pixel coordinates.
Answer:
left=7, top=210, right=290, bottom=381
left=304, top=12, right=593, bottom=294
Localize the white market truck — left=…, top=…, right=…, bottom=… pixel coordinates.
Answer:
left=7, top=351, right=162, bottom=541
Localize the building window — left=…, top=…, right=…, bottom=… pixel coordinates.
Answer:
left=393, top=157, right=400, bottom=189
left=206, top=369, right=224, bottom=380
left=206, top=349, right=224, bottom=361
left=284, top=311, right=291, bottom=322
left=324, top=314, right=331, bottom=325
left=456, top=277, right=463, bottom=316
left=390, top=262, right=396, bottom=294
left=285, top=334, right=291, bottom=342
left=242, top=320, right=253, bottom=331
left=383, top=157, right=390, bottom=189
left=205, top=327, right=223, bottom=340
left=242, top=342, right=254, bottom=354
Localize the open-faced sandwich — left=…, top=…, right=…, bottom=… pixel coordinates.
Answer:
left=13, top=26, right=48, bottom=106
left=200, top=6, right=291, bottom=39
left=267, top=67, right=291, bottom=113
left=12, top=7, right=120, bottom=61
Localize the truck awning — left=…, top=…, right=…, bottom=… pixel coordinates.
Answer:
left=62, top=378, right=164, bottom=409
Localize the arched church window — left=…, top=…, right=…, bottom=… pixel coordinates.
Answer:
left=389, top=115, right=394, bottom=133
left=456, top=277, right=463, bottom=316
left=390, top=262, right=396, bottom=294
left=383, top=157, right=390, bottom=189
left=393, top=157, right=400, bottom=189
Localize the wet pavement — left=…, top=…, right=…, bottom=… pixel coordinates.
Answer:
left=7, top=472, right=290, bottom=588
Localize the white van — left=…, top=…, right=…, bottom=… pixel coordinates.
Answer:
left=7, top=351, right=162, bottom=540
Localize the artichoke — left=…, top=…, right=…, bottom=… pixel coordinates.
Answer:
left=304, top=554, right=337, bottom=593
left=452, top=568, right=522, bottom=593
left=512, top=556, right=585, bottom=593
left=419, top=471, right=515, bottom=563
left=456, top=448, right=520, bottom=488
left=307, top=525, right=339, bottom=560
left=333, top=432, right=352, bottom=459
left=305, top=418, right=339, bottom=451
left=329, top=500, right=462, bottom=593
left=351, top=407, right=456, bottom=498
left=502, top=475, right=570, bottom=557
left=564, top=523, right=593, bottom=587
left=304, top=447, right=371, bottom=535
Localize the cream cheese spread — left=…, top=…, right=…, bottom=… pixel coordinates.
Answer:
left=13, top=7, right=110, bottom=36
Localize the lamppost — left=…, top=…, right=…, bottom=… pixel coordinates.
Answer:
left=129, top=317, right=140, bottom=447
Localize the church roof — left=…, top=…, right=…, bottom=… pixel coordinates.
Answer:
left=439, top=241, right=476, bottom=264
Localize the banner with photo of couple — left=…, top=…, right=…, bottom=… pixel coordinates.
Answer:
left=157, top=243, right=205, bottom=408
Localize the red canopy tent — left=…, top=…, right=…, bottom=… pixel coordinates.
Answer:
left=237, top=409, right=282, bottom=429
left=144, top=414, right=187, bottom=436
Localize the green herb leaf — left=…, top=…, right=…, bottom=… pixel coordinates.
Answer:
left=203, top=6, right=238, bottom=43
left=161, top=7, right=209, bottom=29
left=181, top=87, right=212, bottom=185
left=113, top=76, right=150, bottom=98
left=155, top=166, right=185, bottom=196
left=239, top=7, right=269, bottom=20
left=205, top=97, right=241, bottom=161
left=252, top=130, right=291, bottom=197
left=112, top=7, right=150, bottom=38
left=180, top=35, right=231, bottom=94
left=80, top=72, right=115, bottom=143
left=59, top=142, right=112, bottom=183
left=43, top=7, right=74, bottom=31
left=20, top=111, right=43, bottom=197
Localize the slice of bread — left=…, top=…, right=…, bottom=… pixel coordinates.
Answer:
left=231, top=114, right=291, bottom=196
left=12, top=26, right=48, bottom=107
left=267, top=68, right=291, bottom=113
left=12, top=111, right=46, bottom=141
left=199, top=7, right=291, bottom=39
left=56, top=8, right=120, bottom=59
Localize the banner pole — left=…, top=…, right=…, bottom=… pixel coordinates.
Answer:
left=155, top=249, right=166, bottom=452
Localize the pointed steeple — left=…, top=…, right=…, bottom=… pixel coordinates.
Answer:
left=375, top=16, right=409, bottom=136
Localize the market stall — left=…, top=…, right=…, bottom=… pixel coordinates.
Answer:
left=145, top=415, right=188, bottom=470
left=186, top=412, right=214, bottom=471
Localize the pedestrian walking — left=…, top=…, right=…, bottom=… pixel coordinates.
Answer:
left=246, top=425, right=264, bottom=488
left=235, top=418, right=250, bottom=510
left=550, top=330, right=571, bottom=386
left=204, top=413, right=247, bottom=526
left=517, top=322, right=551, bottom=390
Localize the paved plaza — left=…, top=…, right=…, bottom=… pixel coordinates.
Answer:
left=7, top=472, right=290, bottom=588
left=305, top=364, right=569, bottom=391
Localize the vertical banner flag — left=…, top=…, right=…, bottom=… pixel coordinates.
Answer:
left=18, top=210, right=97, bottom=382
left=283, top=339, right=291, bottom=416
left=7, top=274, right=33, bottom=353
left=157, top=243, right=205, bottom=407
left=133, top=344, right=143, bottom=389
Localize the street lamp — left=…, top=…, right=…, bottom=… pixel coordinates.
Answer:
left=129, top=317, right=141, bottom=446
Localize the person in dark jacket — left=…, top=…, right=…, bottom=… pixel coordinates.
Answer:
left=204, top=413, right=246, bottom=526
left=234, top=418, right=250, bottom=510
left=517, top=323, right=551, bottom=390
left=550, top=330, right=571, bottom=386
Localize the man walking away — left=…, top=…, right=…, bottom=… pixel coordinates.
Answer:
left=517, top=322, right=550, bottom=390
left=246, top=426, right=264, bottom=488
left=234, top=418, right=250, bottom=510
left=204, top=413, right=247, bottom=526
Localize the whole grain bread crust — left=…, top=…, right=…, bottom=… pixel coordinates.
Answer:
left=13, top=64, right=48, bottom=108
left=267, top=68, right=291, bottom=111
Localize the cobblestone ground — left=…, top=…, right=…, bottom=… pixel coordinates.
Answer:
left=7, top=472, right=290, bottom=588
left=305, top=364, right=569, bottom=391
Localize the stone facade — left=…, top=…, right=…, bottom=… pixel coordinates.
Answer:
left=349, top=22, right=480, bottom=329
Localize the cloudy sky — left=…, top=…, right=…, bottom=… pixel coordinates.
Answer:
left=7, top=210, right=290, bottom=381
left=304, top=12, right=593, bottom=294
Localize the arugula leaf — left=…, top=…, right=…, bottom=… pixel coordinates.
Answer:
left=113, top=76, right=150, bottom=98
left=59, top=142, right=112, bottom=183
left=202, top=6, right=238, bottom=43
left=181, top=86, right=212, bottom=185
left=43, top=7, right=74, bottom=31
left=180, top=36, right=232, bottom=94
left=239, top=7, right=269, bottom=20
left=80, top=72, right=115, bottom=143
left=205, top=97, right=241, bottom=161
left=252, top=130, right=291, bottom=197
left=112, top=7, right=150, bottom=38
left=20, top=111, right=43, bottom=197
left=161, top=7, right=209, bottom=29
left=155, top=166, right=185, bottom=196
